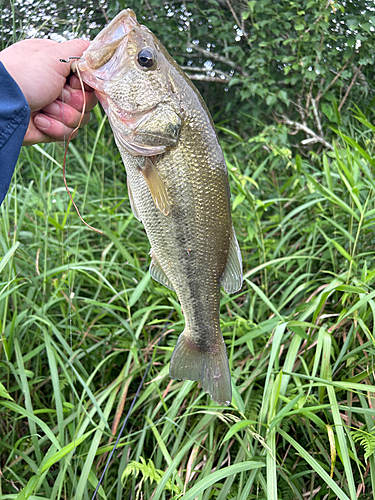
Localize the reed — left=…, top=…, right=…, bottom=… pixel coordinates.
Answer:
left=1, top=106, right=375, bottom=499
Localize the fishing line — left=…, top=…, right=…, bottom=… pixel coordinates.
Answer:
left=59, top=57, right=103, bottom=235
left=60, top=55, right=101, bottom=493
left=91, top=328, right=167, bottom=500
left=60, top=58, right=77, bottom=495
left=61, top=55, right=168, bottom=499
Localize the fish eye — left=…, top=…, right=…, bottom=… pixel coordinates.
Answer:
left=137, top=47, right=156, bottom=69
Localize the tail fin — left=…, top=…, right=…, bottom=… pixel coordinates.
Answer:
left=169, top=332, right=232, bottom=405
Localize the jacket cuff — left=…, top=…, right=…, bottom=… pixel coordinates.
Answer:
left=0, top=61, right=30, bottom=205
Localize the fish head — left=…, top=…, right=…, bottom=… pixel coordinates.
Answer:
left=75, top=9, right=183, bottom=155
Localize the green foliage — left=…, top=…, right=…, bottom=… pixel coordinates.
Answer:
left=352, top=427, right=375, bottom=461
left=2, top=0, right=374, bottom=146
left=2, top=104, right=375, bottom=499
left=122, top=457, right=179, bottom=495
left=2, top=1, right=375, bottom=498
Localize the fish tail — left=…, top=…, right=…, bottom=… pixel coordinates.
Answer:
left=169, top=332, right=232, bottom=405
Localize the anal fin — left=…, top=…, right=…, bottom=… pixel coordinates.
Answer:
left=149, top=249, right=175, bottom=291
left=221, top=227, right=243, bottom=293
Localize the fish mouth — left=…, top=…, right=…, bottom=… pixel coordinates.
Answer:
left=73, top=9, right=139, bottom=86
left=83, top=10, right=137, bottom=70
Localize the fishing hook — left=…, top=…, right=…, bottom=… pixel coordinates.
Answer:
left=59, top=56, right=83, bottom=63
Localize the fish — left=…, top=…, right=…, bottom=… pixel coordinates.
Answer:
left=75, top=9, right=242, bottom=405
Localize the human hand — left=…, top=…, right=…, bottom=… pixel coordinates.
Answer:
left=0, top=39, right=98, bottom=145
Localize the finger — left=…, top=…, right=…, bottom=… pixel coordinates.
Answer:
left=41, top=99, right=91, bottom=128
left=23, top=113, right=80, bottom=146
left=58, top=85, right=98, bottom=113
left=23, top=128, right=79, bottom=147
left=23, top=120, right=55, bottom=146
left=68, top=74, right=95, bottom=92
left=33, top=112, right=87, bottom=142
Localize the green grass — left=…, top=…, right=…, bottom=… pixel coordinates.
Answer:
left=1, top=105, right=375, bottom=499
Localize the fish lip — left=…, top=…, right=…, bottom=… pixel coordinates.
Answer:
left=75, top=9, right=139, bottom=79
left=85, top=9, right=137, bottom=57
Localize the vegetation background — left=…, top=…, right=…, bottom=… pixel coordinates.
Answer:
left=1, top=0, right=375, bottom=498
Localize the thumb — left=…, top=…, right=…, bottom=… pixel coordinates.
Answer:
left=51, top=39, right=91, bottom=77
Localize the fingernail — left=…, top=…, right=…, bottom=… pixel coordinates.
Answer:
left=61, top=88, right=71, bottom=103
left=43, top=102, right=60, bottom=116
left=34, top=115, right=50, bottom=130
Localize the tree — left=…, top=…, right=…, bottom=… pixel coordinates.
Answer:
left=1, top=0, right=374, bottom=150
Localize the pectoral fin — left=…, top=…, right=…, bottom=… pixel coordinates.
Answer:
left=149, top=249, right=175, bottom=291
left=221, top=227, right=243, bottom=293
left=140, top=158, right=170, bottom=216
left=127, top=178, right=141, bottom=221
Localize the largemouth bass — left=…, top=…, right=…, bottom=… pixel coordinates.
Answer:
left=76, top=9, right=242, bottom=405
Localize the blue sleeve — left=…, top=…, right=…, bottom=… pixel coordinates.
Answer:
left=0, top=61, right=30, bottom=206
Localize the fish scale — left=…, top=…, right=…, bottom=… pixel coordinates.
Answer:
left=76, top=9, right=242, bottom=404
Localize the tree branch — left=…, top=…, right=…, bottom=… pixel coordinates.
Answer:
left=311, top=98, right=323, bottom=137
left=296, top=95, right=307, bottom=128
left=185, top=73, right=231, bottom=83
left=279, top=115, right=334, bottom=150
left=302, top=0, right=331, bottom=36
left=224, top=0, right=248, bottom=39
left=95, top=0, right=109, bottom=23
left=186, top=44, right=249, bottom=77
left=315, top=56, right=353, bottom=102
left=305, top=80, right=314, bottom=113
left=338, top=65, right=362, bottom=112
left=181, top=66, right=230, bottom=78
left=353, top=65, right=368, bottom=89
